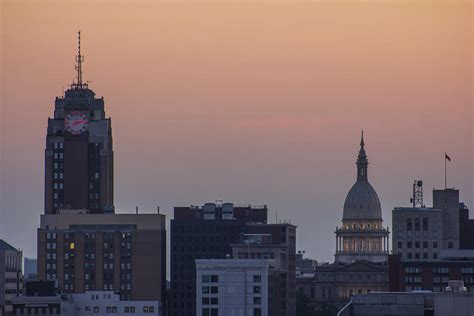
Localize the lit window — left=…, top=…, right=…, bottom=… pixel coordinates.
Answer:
left=70, top=242, right=75, bottom=250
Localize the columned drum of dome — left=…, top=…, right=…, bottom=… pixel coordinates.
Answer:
left=335, top=132, right=390, bottom=264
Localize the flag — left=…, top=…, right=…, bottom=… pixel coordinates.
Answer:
left=445, top=153, right=451, bottom=161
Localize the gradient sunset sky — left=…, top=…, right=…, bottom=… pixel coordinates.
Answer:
left=1, top=0, right=472, bottom=264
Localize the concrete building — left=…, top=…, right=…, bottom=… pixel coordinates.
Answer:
left=44, top=32, right=113, bottom=214
left=392, top=187, right=472, bottom=262
left=232, top=226, right=297, bottom=316
left=196, top=259, right=273, bottom=316
left=69, top=290, right=160, bottom=315
left=296, top=251, right=317, bottom=275
left=170, top=202, right=267, bottom=316
left=23, top=258, right=37, bottom=281
left=0, top=239, right=23, bottom=316
left=37, top=211, right=166, bottom=304
left=338, top=281, right=474, bottom=316
left=12, top=281, right=160, bottom=316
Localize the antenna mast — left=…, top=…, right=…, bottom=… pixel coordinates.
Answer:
left=74, top=31, right=86, bottom=89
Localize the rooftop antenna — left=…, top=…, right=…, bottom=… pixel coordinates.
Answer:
left=73, top=31, right=86, bottom=89
left=410, top=180, right=424, bottom=207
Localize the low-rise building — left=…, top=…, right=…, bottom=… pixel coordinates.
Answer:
left=338, top=280, right=474, bottom=316
left=196, top=259, right=273, bottom=316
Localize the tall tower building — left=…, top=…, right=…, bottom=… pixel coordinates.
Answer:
left=335, top=132, right=390, bottom=264
left=44, top=32, right=113, bottom=214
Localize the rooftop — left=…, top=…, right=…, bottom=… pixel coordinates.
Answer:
left=0, top=239, right=18, bottom=251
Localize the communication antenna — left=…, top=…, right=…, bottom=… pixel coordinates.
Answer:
left=72, top=31, right=87, bottom=89
left=410, top=180, right=424, bottom=207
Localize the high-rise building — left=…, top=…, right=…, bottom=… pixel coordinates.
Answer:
left=37, top=34, right=167, bottom=310
left=170, top=202, right=267, bottom=316
left=0, top=239, right=23, bottom=316
left=44, top=32, right=113, bottom=214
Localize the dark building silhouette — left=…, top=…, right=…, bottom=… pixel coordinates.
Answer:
left=170, top=203, right=267, bottom=316
left=44, top=32, right=113, bottom=214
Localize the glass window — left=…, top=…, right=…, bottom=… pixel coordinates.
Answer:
left=433, top=241, right=438, bottom=248
left=202, top=275, right=210, bottom=283
left=210, top=275, right=218, bottom=283
left=253, top=275, right=261, bottom=283
left=407, top=218, right=412, bottom=231
left=415, top=218, right=420, bottom=231
left=202, top=309, right=210, bottom=316
left=202, top=286, right=210, bottom=294
left=254, top=308, right=261, bottom=316
left=210, top=286, right=218, bottom=294
left=253, top=286, right=261, bottom=294
left=253, top=297, right=261, bottom=304
left=202, top=297, right=210, bottom=305
left=423, top=218, right=428, bottom=231
left=210, top=297, right=218, bottom=305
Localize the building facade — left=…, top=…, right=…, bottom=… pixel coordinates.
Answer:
left=44, top=32, right=113, bottom=214
left=392, top=187, right=472, bottom=262
left=37, top=212, right=166, bottom=304
left=0, top=240, right=23, bottom=316
left=196, top=259, right=272, bottom=316
left=170, top=203, right=267, bottom=316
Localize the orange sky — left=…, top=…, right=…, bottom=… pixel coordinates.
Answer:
left=1, top=0, right=472, bottom=263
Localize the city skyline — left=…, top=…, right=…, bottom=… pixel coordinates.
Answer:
left=1, top=0, right=472, bottom=265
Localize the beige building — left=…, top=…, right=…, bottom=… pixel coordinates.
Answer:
left=37, top=210, right=166, bottom=305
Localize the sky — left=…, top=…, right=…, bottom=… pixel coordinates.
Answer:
left=1, top=0, right=472, bottom=266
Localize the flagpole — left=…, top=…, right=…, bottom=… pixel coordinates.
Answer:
left=445, top=152, right=447, bottom=189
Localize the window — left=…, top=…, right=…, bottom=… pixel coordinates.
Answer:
left=415, top=252, right=420, bottom=259
left=433, top=253, right=438, bottom=259
left=423, top=253, right=428, bottom=259
left=415, top=218, right=420, bottom=231
left=415, top=242, right=420, bottom=249
left=202, top=309, right=210, bottom=316
left=407, top=218, right=412, bottom=231
left=423, top=242, right=428, bottom=248
left=253, top=297, right=261, bottom=304
left=433, top=241, right=438, bottom=248
left=143, top=306, right=149, bottom=313
left=398, top=241, right=402, bottom=248
left=94, top=306, right=99, bottom=313
left=210, top=297, right=218, bottom=305
left=407, top=242, right=412, bottom=249
left=210, top=275, right=218, bottom=283
left=253, top=275, right=261, bottom=283
left=423, top=218, right=428, bottom=231
left=202, top=297, right=210, bottom=305
left=254, top=308, right=261, bottom=316
left=202, top=286, right=210, bottom=294
left=407, top=253, right=413, bottom=259
left=210, top=286, right=218, bottom=294
left=253, top=286, right=261, bottom=294
left=448, top=242, right=453, bottom=249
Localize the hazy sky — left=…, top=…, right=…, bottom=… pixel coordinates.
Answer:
left=1, top=1, right=472, bottom=265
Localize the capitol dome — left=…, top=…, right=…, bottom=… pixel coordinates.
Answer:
left=342, top=132, right=382, bottom=220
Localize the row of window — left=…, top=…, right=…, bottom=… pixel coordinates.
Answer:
left=398, top=241, right=438, bottom=249
left=83, top=306, right=155, bottom=313
left=202, top=308, right=261, bottom=316
left=405, top=252, right=438, bottom=260
left=406, top=218, right=429, bottom=231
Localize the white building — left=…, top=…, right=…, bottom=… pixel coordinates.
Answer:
left=196, top=259, right=273, bottom=316
left=70, top=291, right=160, bottom=315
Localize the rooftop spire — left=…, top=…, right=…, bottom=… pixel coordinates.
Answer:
left=356, top=130, right=368, bottom=181
left=73, top=31, right=86, bottom=89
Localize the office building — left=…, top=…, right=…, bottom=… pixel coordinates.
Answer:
left=0, top=239, right=22, bottom=316
left=44, top=32, right=113, bottom=214
left=37, top=211, right=166, bottom=303
left=392, top=185, right=473, bottom=262
left=170, top=202, right=267, bottom=316
left=196, top=259, right=273, bottom=316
